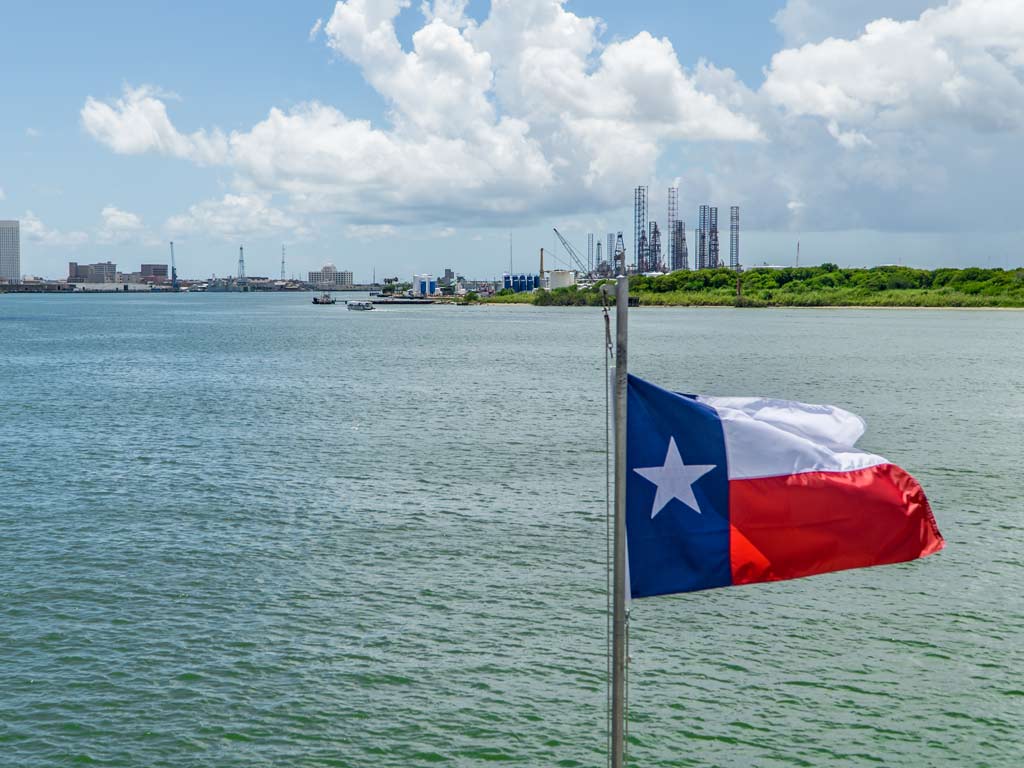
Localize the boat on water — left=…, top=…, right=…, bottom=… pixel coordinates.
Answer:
left=346, top=300, right=374, bottom=311
left=312, top=292, right=336, bottom=305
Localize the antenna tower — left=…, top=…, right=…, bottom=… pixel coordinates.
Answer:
left=238, top=245, right=246, bottom=282
left=280, top=246, right=286, bottom=281
left=169, top=241, right=178, bottom=289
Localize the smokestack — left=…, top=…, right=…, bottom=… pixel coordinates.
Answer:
left=540, top=248, right=545, bottom=287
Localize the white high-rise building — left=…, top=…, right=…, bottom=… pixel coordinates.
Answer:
left=308, top=263, right=353, bottom=288
left=0, top=220, right=20, bottom=284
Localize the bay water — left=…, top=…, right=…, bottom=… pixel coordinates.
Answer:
left=1, top=293, right=1022, bottom=766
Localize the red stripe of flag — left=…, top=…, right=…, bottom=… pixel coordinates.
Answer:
left=729, top=464, right=944, bottom=586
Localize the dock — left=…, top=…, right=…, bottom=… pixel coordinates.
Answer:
left=370, top=298, right=438, bottom=305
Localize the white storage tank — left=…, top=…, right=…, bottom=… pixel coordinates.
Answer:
left=412, top=273, right=436, bottom=296
left=548, top=270, right=576, bottom=289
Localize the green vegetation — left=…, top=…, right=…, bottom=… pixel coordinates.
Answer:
left=484, top=265, right=1024, bottom=308
left=382, top=281, right=411, bottom=295
left=487, top=287, right=534, bottom=303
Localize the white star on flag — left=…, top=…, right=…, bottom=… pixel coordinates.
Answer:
left=633, top=437, right=716, bottom=518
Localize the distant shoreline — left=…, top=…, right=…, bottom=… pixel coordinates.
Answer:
left=481, top=301, right=1024, bottom=311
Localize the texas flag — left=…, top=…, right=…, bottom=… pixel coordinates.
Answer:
left=626, top=375, right=944, bottom=598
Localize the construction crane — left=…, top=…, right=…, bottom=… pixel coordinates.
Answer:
left=169, top=241, right=178, bottom=290
left=552, top=228, right=589, bottom=275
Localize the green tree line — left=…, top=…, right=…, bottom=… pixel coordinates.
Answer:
left=486, top=265, right=1024, bottom=308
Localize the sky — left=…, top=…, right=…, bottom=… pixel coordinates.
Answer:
left=2, top=0, right=1023, bottom=280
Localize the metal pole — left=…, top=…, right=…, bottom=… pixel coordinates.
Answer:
left=612, top=275, right=629, bottom=767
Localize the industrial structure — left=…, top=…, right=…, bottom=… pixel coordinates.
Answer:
left=697, top=205, right=709, bottom=270
left=502, top=273, right=540, bottom=292
left=548, top=269, right=576, bottom=289
left=679, top=222, right=689, bottom=271
left=552, top=228, right=589, bottom=275
left=0, top=220, right=21, bottom=284
left=667, top=188, right=679, bottom=272
left=633, top=186, right=648, bottom=273
left=709, top=207, right=720, bottom=268
left=544, top=191, right=740, bottom=287
left=670, top=219, right=688, bottom=272
left=413, top=274, right=439, bottom=296
left=614, top=233, right=627, bottom=275
left=648, top=222, right=662, bottom=272
left=730, top=206, right=740, bottom=270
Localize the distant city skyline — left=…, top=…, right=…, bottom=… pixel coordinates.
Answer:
left=2, top=0, right=1023, bottom=279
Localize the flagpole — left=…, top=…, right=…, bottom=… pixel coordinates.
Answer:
left=612, top=275, right=629, bottom=768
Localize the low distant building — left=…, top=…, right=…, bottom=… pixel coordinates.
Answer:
left=308, top=263, right=353, bottom=288
left=141, top=264, right=169, bottom=279
left=459, top=279, right=495, bottom=297
left=69, top=261, right=117, bottom=283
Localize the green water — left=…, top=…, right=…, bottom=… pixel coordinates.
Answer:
left=1, top=293, right=1022, bottom=766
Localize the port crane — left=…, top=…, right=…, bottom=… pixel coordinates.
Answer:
left=552, top=228, right=590, bottom=275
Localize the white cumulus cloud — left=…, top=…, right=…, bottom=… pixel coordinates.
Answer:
left=79, top=0, right=1024, bottom=238
left=420, top=0, right=469, bottom=27
left=82, top=0, right=761, bottom=232
left=166, top=193, right=306, bottom=241
left=763, top=0, right=1024, bottom=138
left=21, top=211, right=89, bottom=246
left=771, top=0, right=937, bottom=47
left=346, top=224, right=398, bottom=240
left=96, top=205, right=154, bottom=244
left=81, top=85, right=227, bottom=165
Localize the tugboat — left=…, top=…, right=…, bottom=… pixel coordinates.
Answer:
left=346, top=300, right=374, bottom=311
left=312, top=292, right=336, bottom=305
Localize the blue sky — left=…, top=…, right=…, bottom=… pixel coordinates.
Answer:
left=2, top=0, right=1022, bottom=280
